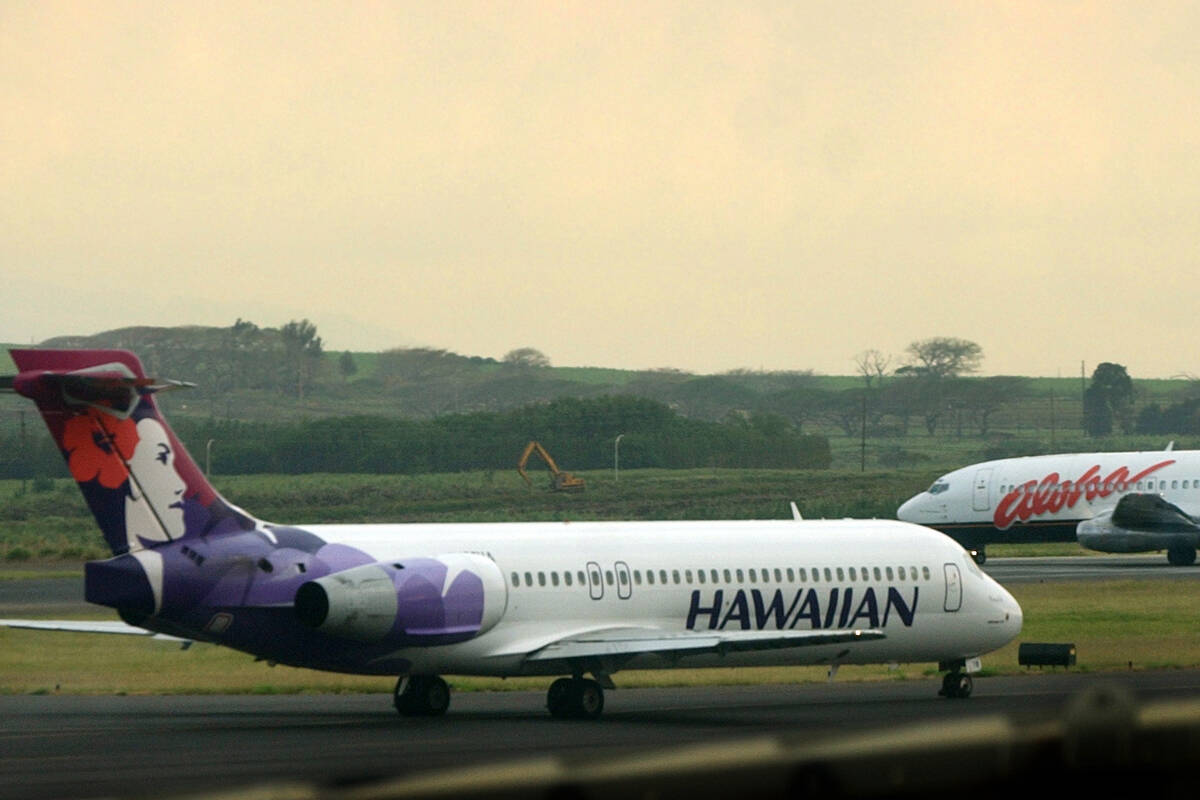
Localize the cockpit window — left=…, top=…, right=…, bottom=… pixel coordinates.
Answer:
left=928, top=480, right=950, bottom=495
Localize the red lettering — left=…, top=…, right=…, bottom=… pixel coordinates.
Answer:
left=992, top=459, right=1175, bottom=529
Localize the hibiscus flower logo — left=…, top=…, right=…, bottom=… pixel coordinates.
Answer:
left=62, top=411, right=140, bottom=489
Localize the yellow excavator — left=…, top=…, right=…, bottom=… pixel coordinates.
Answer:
left=517, top=441, right=585, bottom=492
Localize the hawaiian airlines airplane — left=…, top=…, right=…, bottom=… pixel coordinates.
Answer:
left=897, top=447, right=1200, bottom=566
left=1, top=349, right=1021, bottom=716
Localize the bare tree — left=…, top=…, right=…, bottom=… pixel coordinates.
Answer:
left=854, top=349, right=892, bottom=389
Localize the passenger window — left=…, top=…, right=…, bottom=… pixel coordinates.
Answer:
left=1173, top=480, right=1179, bottom=489
left=633, top=570, right=641, bottom=585
left=849, top=567, right=857, bottom=581
left=710, top=569, right=719, bottom=583
left=672, top=570, right=681, bottom=584
left=898, top=566, right=906, bottom=580
left=748, top=569, right=757, bottom=583
left=578, top=571, right=587, bottom=585
left=724, top=569, right=732, bottom=583
left=565, top=571, right=573, bottom=586
left=922, top=566, right=931, bottom=580
left=647, top=570, right=655, bottom=585
left=911, top=566, right=918, bottom=580
left=873, top=567, right=882, bottom=581
left=538, top=572, right=546, bottom=587
left=685, top=569, right=693, bottom=583
left=836, top=567, right=844, bottom=581
left=774, top=568, right=782, bottom=583
left=697, top=570, right=705, bottom=584
left=590, top=569, right=600, bottom=585
left=811, top=568, right=819, bottom=583
left=786, top=568, right=794, bottom=582
left=798, top=568, right=807, bottom=582
left=551, top=572, right=559, bottom=586
left=605, top=570, right=614, bottom=586
left=824, top=568, right=832, bottom=582
left=525, top=572, right=534, bottom=587
left=660, top=570, right=668, bottom=584
left=619, top=570, right=628, bottom=586
left=736, top=569, right=744, bottom=582
left=886, top=567, right=894, bottom=581
left=511, top=572, right=520, bottom=588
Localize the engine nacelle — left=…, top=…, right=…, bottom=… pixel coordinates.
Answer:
left=1077, top=494, right=1200, bottom=554
left=294, top=553, right=507, bottom=646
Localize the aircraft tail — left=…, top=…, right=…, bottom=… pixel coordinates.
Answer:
left=6, top=349, right=258, bottom=556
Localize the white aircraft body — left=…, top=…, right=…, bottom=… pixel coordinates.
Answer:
left=897, top=447, right=1200, bottom=566
left=1, top=349, right=1022, bottom=717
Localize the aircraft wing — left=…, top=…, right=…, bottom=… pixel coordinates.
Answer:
left=0, top=619, right=190, bottom=642
left=524, top=627, right=885, bottom=662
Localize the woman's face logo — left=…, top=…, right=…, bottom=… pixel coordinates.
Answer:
left=124, top=418, right=187, bottom=545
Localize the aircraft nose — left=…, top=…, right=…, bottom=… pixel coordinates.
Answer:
left=896, top=495, right=921, bottom=521
left=998, top=585, right=1023, bottom=637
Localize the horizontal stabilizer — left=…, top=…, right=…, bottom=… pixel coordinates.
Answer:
left=0, top=618, right=189, bottom=642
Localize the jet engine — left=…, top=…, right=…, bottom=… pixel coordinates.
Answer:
left=1076, top=493, right=1200, bottom=565
left=294, top=553, right=507, bottom=645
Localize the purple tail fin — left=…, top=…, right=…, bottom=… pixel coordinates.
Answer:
left=7, top=349, right=257, bottom=555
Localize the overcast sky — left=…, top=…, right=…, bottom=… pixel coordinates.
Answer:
left=3, top=2, right=1198, bottom=378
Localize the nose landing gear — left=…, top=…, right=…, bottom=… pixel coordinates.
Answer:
left=939, top=670, right=973, bottom=698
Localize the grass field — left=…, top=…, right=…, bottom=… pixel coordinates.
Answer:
left=1, top=577, right=1195, bottom=695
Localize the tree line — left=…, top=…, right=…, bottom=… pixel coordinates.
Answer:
left=0, top=396, right=832, bottom=480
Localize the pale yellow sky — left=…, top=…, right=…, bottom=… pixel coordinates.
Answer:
left=3, top=2, right=1198, bottom=377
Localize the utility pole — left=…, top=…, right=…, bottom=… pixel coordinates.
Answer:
left=860, top=394, right=866, bottom=472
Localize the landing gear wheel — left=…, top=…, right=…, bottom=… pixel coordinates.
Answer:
left=939, top=671, right=973, bottom=699
left=971, top=547, right=987, bottom=565
left=546, top=677, right=605, bottom=719
left=394, top=675, right=451, bottom=717
left=1167, top=544, right=1196, bottom=566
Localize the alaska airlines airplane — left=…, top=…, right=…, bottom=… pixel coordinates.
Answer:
left=1, top=349, right=1021, bottom=717
left=898, top=447, right=1200, bottom=566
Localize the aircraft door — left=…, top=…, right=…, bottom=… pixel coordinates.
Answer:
left=943, top=563, right=963, bottom=612
left=615, top=561, right=632, bottom=599
left=972, top=468, right=993, bottom=512
left=586, top=561, right=604, bottom=600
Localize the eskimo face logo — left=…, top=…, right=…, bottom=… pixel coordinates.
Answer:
left=993, top=460, right=1175, bottom=529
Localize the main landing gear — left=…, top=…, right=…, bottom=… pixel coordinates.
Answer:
left=394, top=675, right=451, bottom=717
left=546, top=677, right=605, bottom=719
left=1167, top=543, right=1197, bottom=566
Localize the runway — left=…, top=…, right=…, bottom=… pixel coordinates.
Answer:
left=3, top=670, right=1200, bottom=800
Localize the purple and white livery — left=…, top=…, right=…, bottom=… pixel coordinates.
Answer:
left=2, top=349, right=1021, bottom=717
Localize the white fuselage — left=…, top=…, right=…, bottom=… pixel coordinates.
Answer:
left=297, top=518, right=1022, bottom=676
left=897, top=449, right=1200, bottom=543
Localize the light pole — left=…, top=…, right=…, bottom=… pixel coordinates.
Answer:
left=614, top=434, right=624, bottom=482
